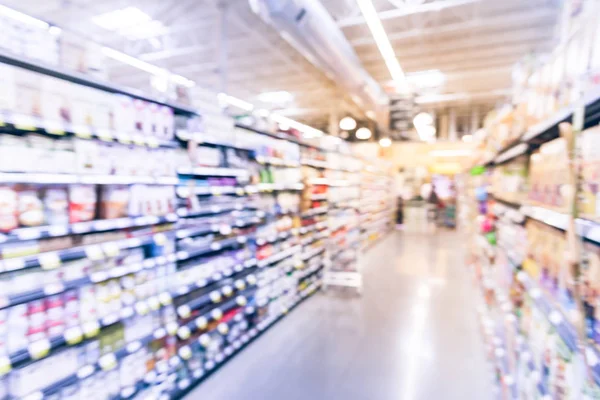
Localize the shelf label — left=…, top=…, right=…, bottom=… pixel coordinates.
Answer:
left=39, top=252, right=61, bottom=270
left=177, top=305, right=191, bottom=319
left=0, top=357, right=11, bottom=376
left=85, top=245, right=105, bottom=261
left=146, top=137, right=159, bottom=148
left=222, top=286, right=233, bottom=297
left=63, top=326, right=83, bottom=345
left=195, top=316, right=208, bottom=330
left=246, top=275, right=257, bottom=285
left=166, top=322, right=179, bottom=336
left=13, top=115, right=38, bottom=131
left=28, top=339, right=51, bottom=360
left=96, top=129, right=113, bottom=142
left=99, top=353, right=117, bottom=371
left=211, top=187, right=222, bottom=196
left=126, top=340, right=142, bottom=354
left=73, top=125, right=92, bottom=139
left=236, top=188, right=245, bottom=196
left=154, top=233, right=167, bottom=246
left=120, top=386, right=136, bottom=399
left=179, top=345, right=192, bottom=360
left=135, top=301, right=149, bottom=316
left=211, top=308, right=223, bottom=321
left=132, top=134, right=145, bottom=146
left=102, top=242, right=120, bottom=257
left=117, top=134, right=132, bottom=144
left=77, top=364, right=95, bottom=379
left=147, top=296, right=160, bottom=311
left=209, top=291, right=222, bottom=303
left=236, top=296, right=247, bottom=306
left=83, top=321, right=101, bottom=338
left=199, top=334, right=211, bottom=347
left=102, top=313, right=119, bottom=326
left=44, top=282, right=65, bottom=296
left=234, top=280, right=246, bottom=290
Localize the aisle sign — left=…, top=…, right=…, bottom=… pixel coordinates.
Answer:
left=389, top=94, right=416, bottom=139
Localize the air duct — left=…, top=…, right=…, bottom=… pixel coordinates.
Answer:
left=250, top=0, right=389, bottom=125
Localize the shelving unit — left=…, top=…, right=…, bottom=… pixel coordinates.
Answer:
left=0, top=38, right=396, bottom=397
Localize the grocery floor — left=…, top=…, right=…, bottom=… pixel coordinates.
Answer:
left=185, top=231, right=494, bottom=400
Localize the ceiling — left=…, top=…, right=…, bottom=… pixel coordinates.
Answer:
left=4, top=0, right=561, bottom=136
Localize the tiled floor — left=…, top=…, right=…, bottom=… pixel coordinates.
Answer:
left=185, top=231, right=495, bottom=400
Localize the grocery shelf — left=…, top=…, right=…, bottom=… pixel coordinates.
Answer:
left=168, top=282, right=322, bottom=400
left=485, top=88, right=600, bottom=166
left=256, top=245, right=302, bottom=267
left=0, top=232, right=171, bottom=274
left=176, top=130, right=254, bottom=151
left=177, top=166, right=249, bottom=178
left=254, top=155, right=300, bottom=168
left=176, top=185, right=243, bottom=197
left=255, top=229, right=296, bottom=246
left=301, top=206, right=329, bottom=218
left=0, top=213, right=177, bottom=244
left=176, top=236, right=251, bottom=261
left=0, top=172, right=178, bottom=185
left=0, top=49, right=198, bottom=115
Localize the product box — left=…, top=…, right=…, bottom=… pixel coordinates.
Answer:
left=0, top=64, right=16, bottom=112
left=14, top=69, right=42, bottom=117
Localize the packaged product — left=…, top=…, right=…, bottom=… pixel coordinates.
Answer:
left=40, top=76, right=70, bottom=124
left=14, top=69, right=42, bottom=117
left=0, top=186, right=18, bottom=232
left=17, top=186, right=45, bottom=227
left=113, top=95, right=135, bottom=134
left=68, top=185, right=97, bottom=223
left=0, top=64, right=16, bottom=112
left=100, top=185, right=130, bottom=219
left=43, top=187, right=69, bottom=225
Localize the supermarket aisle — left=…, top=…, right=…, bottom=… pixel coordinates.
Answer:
left=185, top=231, right=493, bottom=400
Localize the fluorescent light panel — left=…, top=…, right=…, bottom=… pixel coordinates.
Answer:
left=0, top=5, right=49, bottom=28
left=355, top=0, right=406, bottom=87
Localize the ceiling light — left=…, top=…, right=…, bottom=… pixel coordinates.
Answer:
left=0, top=5, right=49, bottom=29
left=355, top=0, right=407, bottom=90
left=366, top=110, right=376, bottom=119
left=356, top=127, right=372, bottom=140
left=339, top=117, right=357, bottom=131
left=257, top=91, right=294, bottom=104
left=92, top=7, right=152, bottom=31
left=379, top=137, right=392, bottom=147
left=462, top=135, right=473, bottom=143
left=271, top=114, right=324, bottom=138
left=102, top=47, right=167, bottom=76
left=413, top=112, right=434, bottom=127
left=218, top=93, right=254, bottom=112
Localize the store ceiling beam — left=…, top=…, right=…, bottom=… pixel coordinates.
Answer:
left=349, top=8, right=557, bottom=47
left=337, top=0, right=481, bottom=28
left=357, top=28, right=553, bottom=61
left=415, top=89, right=511, bottom=105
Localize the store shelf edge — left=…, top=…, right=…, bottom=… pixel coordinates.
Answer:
left=0, top=49, right=198, bottom=115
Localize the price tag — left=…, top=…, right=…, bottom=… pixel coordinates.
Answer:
left=13, top=115, right=38, bottom=131
left=195, top=316, right=208, bottom=330
left=179, top=345, right=192, bottom=360
left=146, top=137, right=159, bottom=148
left=177, top=305, right=191, bottom=319
left=147, top=296, right=160, bottom=311
left=211, top=187, right=222, bottom=196
left=196, top=279, right=208, bottom=288
left=102, top=313, right=119, bottom=326
left=246, top=275, right=257, bottom=285
left=22, top=392, right=43, bottom=400
left=135, top=301, right=149, bottom=316
left=154, top=233, right=167, bottom=246
left=63, top=326, right=83, bottom=346
left=90, top=271, right=108, bottom=283
left=102, top=242, right=120, bottom=258
left=210, top=242, right=222, bottom=251
left=236, top=296, right=247, bottom=306
left=83, top=321, right=100, bottom=338
left=0, top=357, right=11, bottom=376
left=120, top=387, right=136, bottom=399
left=85, top=245, right=105, bottom=261
left=236, top=188, right=245, bottom=196
left=221, top=286, right=233, bottom=297
left=28, top=339, right=51, bottom=360
left=153, top=328, right=166, bottom=339
left=234, top=280, right=246, bottom=290
left=120, top=307, right=134, bottom=319
left=126, top=340, right=142, bottom=354
left=77, top=364, right=95, bottom=379
left=117, top=134, right=132, bottom=144
left=39, top=252, right=61, bottom=270
left=198, top=334, right=211, bottom=347
left=99, top=353, right=117, bottom=371
left=209, top=291, right=222, bottom=303
left=74, top=125, right=92, bottom=139
left=132, top=134, right=145, bottom=146
left=211, top=308, right=223, bottom=321
left=96, top=129, right=113, bottom=142
left=166, top=322, right=179, bottom=336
